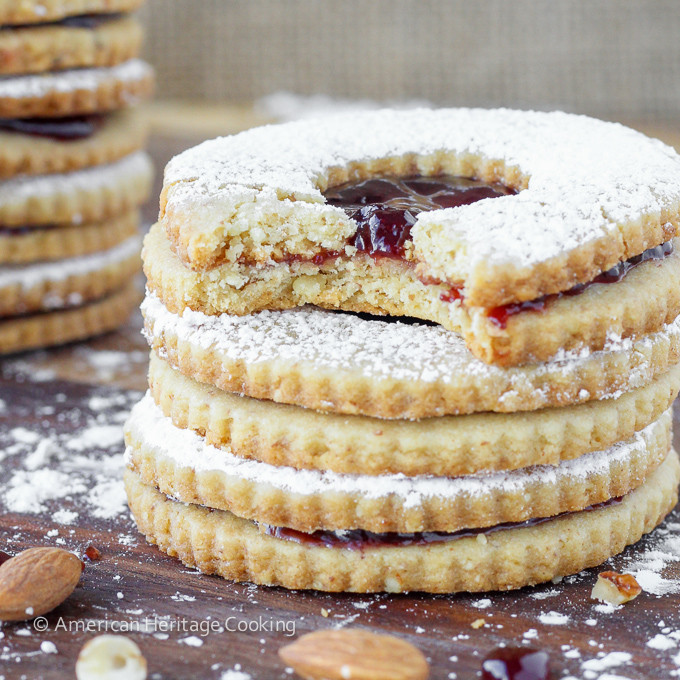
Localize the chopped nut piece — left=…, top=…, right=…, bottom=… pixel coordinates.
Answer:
left=471, top=618, right=486, bottom=629
left=591, top=571, right=642, bottom=605
left=76, top=635, right=147, bottom=680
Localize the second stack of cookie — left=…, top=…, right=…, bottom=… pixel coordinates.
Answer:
left=127, top=108, right=680, bottom=593
left=0, top=0, right=154, bottom=355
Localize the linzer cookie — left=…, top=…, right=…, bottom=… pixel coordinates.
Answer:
left=0, top=280, right=139, bottom=354
left=0, top=14, right=142, bottom=75
left=156, top=109, right=680, bottom=366
left=0, top=58, right=153, bottom=117
left=0, top=108, right=148, bottom=179
left=0, top=209, right=138, bottom=264
left=124, top=449, right=680, bottom=593
left=128, top=107, right=680, bottom=594
left=141, top=293, right=680, bottom=419
left=147, top=353, right=680, bottom=476
left=0, top=150, right=152, bottom=227
left=125, top=393, right=672, bottom=534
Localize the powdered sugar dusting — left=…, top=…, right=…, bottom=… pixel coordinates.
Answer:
left=142, top=292, right=680, bottom=407
left=126, top=393, right=669, bottom=507
left=0, top=235, right=140, bottom=292
left=163, top=108, right=680, bottom=271
left=0, top=59, right=153, bottom=99
left=0, top=151, right=152, bottom=207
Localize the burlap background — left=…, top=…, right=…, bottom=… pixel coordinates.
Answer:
left=138, top=0, right=680, bottom=121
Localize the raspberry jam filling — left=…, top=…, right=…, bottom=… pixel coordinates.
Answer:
left=324, top=175, right=514, bottom=258
left=0, top=114, right=106, bottom=141
left=485, top=240, right=674, bottom=329
left=263, top=497, right=622, bottom=552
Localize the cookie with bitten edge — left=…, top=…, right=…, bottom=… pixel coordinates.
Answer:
left=123, top=448, right=680, bottom=593
left=148, top=351, right=680, bottom=476
left=157, top=109, right=680, bottom=363
left=0, top=14, right=142, bottom=75
left=0, top=209, right=138, bottom=264
left=0, top=281, right=139, bottom=355
left=0, top=58, right=153, bottom=118
left=0, top=108, right=148, bottom=179
left=0, top=234, right=140, bottom=316
left=141, top=292, right=680, bottom=419
left=0, top=0, right=144, bottom=26
left=124, top=393, right=672, bottom=534
left=0, top=150, right=152, bottom=227
left=144, top=221, right=680, bottom=368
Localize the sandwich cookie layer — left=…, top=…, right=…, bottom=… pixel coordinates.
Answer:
left=0, top=108, right=148, bottom=179
left=0, top=234, right=140, bottom=315
left=148, top=353, right=680, bottom=476
left=0, top=58, right=153, bottom=117
left=0, top=150, right=152, bottom=227
left=0, top=280, right=139, bottom=354
left=124, top=449, right=680, bottom=593
left=142, top=293, right=680, bottom=418
left=124, top=393, right=672, bottom=534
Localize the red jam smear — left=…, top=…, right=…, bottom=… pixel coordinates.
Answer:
left=487, top=240, right=674, bottom=329
left=263, top=497, right=621, bottom=552
left=0, top=550, right=11, bottom=566
left=482, top=647, right=550, bottom=680
left=0, top=114, right=106, bottom=141
left=324, top=175, right=514, bottom=259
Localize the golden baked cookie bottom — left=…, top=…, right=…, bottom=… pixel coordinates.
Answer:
left=0, top=14, right=142, bottom=75
left=0, top=281, right=139, bottom=354
left=0, top=151, right=152, bottom=228
left=124, top=449, right=680, bottom=593
left=0, top=108, right=148, bottom=179
left=124, top=393, right=671, bottom=533
left=0, top=0, right=144, bottom=25
left=145, top=223, right=680, bottom=367
left=0, top=235, right=140, bottom=316
left=148, top=352, right=680, bottom=476
left=142, top=292, right=680, bottom=419
left=0, top=58, right=153, bottom=117
left=0, top=209, right=139, bottom=265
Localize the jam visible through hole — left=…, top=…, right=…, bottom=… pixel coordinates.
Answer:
left=482, top=647, right=550, bottom=680
left=324, top=175, right=514, bottom=259
left=0, top=551, right=11, bottom=566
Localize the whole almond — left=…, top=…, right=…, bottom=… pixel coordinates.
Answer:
left=279, top=629, right=429, bottom=680
left=0, top=547, right=82, bottom=621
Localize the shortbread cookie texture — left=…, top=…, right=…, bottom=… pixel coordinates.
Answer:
left=0, top=235, right=140, bottom=316
left=124, top=449, right=680, bottom=593
left=0, top=151, right=152, bottom=227
left=0, top=15, right=142, bottom=75
left=0, top=281, right=139, bottom=355
left=159, top=109, right=680, bottom=310
left=148, top=353, right=680, bottom=476
left=142, top=293, right=680, bottom=418
left=124, top=393, right=671, bottom=533
left=0, top=0, right=144, bottom=25
left=0, top=209, right=138, bottom=265
left=0, top=108, right=148, bottom=179
left=144, top=222, right=680, bottom=367
left=0, top=59, right=153, bottom=117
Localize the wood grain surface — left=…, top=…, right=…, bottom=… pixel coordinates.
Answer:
left=2, top=113, right=680, bottom=680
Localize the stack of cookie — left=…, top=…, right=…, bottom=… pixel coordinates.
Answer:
left=126, top=109, right=680, bottom=593
left=0, top=0, right=154, bottom=355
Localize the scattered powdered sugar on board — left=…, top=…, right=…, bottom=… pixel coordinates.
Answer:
left=0, top=385, right=140, bottom=524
